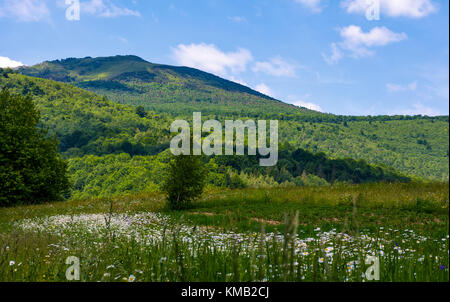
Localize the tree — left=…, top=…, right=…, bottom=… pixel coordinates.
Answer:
left=0, top=89, right=70, bottom=206
left=135, top=105, right=147, bottom=118
left=162, top=155, right=206, bottom=210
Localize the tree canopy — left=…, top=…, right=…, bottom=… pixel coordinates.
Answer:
left=0, top=89, right=70, bottom=206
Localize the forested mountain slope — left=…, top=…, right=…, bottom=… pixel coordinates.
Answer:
left=0, top=71, right=171, bottom=158
left=1, top=70, right=413, bottom=199
left=9, top=56, right=450, bottom=181
left=19, top=55, right=305, bottom=117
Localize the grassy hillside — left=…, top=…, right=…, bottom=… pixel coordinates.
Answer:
left=15, top=56, right=450, bottom=181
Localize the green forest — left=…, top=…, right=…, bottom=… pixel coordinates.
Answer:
left=1, top=56, right=448, bottom=201
left=18, top=56, right=450, bottom=180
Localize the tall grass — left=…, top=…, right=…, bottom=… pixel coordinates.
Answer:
left=0, top=182, right=448, bottom=282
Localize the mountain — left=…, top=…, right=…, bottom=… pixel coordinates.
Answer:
left=0, top=70, right=412, bottom=199
left=13, top=56, right=450, bottom=181
left=19, top=55, right=268, bottom=98
left=19, top=55, right=308, bottom=117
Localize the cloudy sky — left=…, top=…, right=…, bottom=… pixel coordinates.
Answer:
left=0, top=0, right=448, bottom=115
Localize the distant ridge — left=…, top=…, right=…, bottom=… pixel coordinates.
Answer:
left=20, top=55, right=278, bottom=101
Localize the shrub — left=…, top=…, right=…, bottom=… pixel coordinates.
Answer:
left=225, top=171, right=247, bottom=189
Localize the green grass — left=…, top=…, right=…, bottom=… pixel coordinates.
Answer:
left=0, top=183, right=448, bottom=282
left=181, top=183, right=449, bottom=236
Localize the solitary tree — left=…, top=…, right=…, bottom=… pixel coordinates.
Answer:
left=162, top=154, right=206, bottom=210
left=0, top=89, right=70, bottom=207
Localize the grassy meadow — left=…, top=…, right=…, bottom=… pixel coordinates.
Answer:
left=0, top=182, right=448, bottom=282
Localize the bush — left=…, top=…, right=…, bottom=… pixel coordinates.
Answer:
left=293, top=172, right=329, bottom=187
left=0, top=89, right=70, bottom=206
left=162, top=155, right=206, bottom=210
left=225, top=171, right=247, bottom=189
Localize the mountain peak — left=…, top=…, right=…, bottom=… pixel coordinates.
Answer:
left=53, top=54, right=146, bottom=64
left=19, top=55, right=283, bottom=105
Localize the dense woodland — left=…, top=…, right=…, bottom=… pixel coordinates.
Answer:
left=18, top=56, right=450, bottom=180
left=0, top=56, right=448, bottom=201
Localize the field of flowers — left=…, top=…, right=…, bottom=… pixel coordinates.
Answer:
left=0, top=183, right=448, bottom=282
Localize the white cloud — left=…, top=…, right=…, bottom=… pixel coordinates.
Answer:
left=254, top=83, right=274, bottom=97
left=0, top=0, right=50, bottom=22
left=81, top=0, right=140, bottom=18
left=228, top=76, right=249, bottom=87
left=322, top=43, right=343, bottom=65
left=386, top=81, right=417, bottom=92
left=295, top=0, right=323, bottom=13
left=253, top=56, right=297, bottom=77
left=286, top=95, right=323, bottom=111
left=228, top=16, right=247, bottom=23
left=289, top=100, right=323, bottom=112
left=397, top=103, right=442, bottom=116
left=341, top=0, right=437, bottom=18
left=324, top=25, right=407, bottom=64
left=172, top=43, right=253, bottom=77
left=340, top=25, right=407, bottom=57
left=109, top=35, right=128, bottom=44
left=0, top=56, right=24, bottom=68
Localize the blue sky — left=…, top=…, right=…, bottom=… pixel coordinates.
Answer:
left=0, top=0, right=448, bottom=116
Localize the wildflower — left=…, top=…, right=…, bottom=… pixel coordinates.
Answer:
left=302, top=252, right=309, bottom=256
left=128, top=275, right=136, bottom=282
left=318, top=258, right=324, bottom=263
left=9, top=261, right=15, bottom=266
left=440, top=265, right=445, bottom=270
left=103, top=273, right=110, bottom=278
